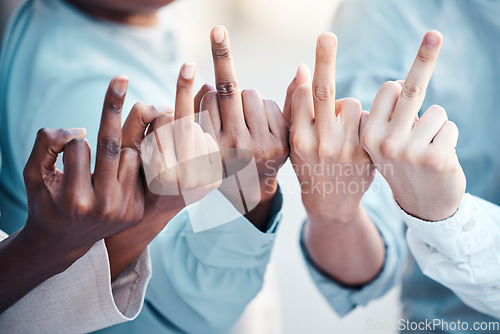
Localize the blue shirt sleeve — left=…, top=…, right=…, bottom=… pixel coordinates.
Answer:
left=297, top=0, right=422, bottom=316
left=98, top=188, right=283, bottom=334
left=301, top=173, right=406, bottom=316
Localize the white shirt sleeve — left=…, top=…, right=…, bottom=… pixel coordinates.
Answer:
left=0, top=233, right=152, bottom=334
left=401, top=193, right=500, bottom=320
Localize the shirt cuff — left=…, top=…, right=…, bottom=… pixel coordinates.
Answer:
left=400, top=193, right=494, bottom=261
left=110, top=245, right=152, bottom=319
left=185, top=187, right=283, bottom=269
left=0, top=240, right=151, bottom=333
left=300, top=215, right=401, bottom=317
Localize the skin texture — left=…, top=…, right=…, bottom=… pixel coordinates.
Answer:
left=199, top=26, right=289, bottom=232
left=0, top=77, right=147, bottom=314
left=361, top=31, right=466, bottom=221
left=301, top=30, right=465, bottom=287
left=0, top=69, right=218, bottom=312
left=286, top=33, right=385, bottom=286
left=64, top=0, right=176, bottom=26
left=105, top=65, right=218, bottom=278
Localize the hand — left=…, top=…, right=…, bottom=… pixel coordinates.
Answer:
left=199, top=26, right=289, bottom=230
left=361, top=30, right=466, bottom=221
left=140, top=63, right=223, bottom=212
left=286, top=33, right=375, bottom=224
left=105, top=64, right=222, bottom=276
left=22, top=76, right=144, bottom=264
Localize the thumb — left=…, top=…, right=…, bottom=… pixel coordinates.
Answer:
left=122, top=102, right=167, bottom=151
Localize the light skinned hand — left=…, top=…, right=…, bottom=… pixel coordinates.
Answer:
left=361, top=30, right=466, bottom=221
left=285, top=33, right=375, bottom=224
left=105, top=64, right=221, bottom=276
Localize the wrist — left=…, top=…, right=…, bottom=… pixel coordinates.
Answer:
left=307, top=203, right=365, bottom=226
left=16, top=224, right=78, bottom=276
left=259, top=176, right=278, bottom=202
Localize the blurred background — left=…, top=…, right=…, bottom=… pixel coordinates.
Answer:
left=0, top=0, right=402, bottom=333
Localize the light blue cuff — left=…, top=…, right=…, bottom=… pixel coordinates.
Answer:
left=186, top=187, right=283, bottom=269
left=300, top=175, right=405, bottom=316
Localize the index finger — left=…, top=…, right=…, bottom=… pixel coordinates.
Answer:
left=390, top=30, right=443, bottom=129
left=93, top=75, right=128, bottom=197
left=24, top=128, right=86, bottom=186
left=210, top=25, right=245, bottom=131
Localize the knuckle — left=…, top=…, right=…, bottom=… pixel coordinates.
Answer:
left=400, top=82, right=422, bottom=101
left=95, top=203, right=115, bottom=221
left=201, top=90, right=218, bottom=107
left=105, top=99, right=122, bottom=114
left=360, top=129, right=376, bottom=152
left=66, top=197, right=92, bottom=217
left=99, top=137, right=121, bottom=157
left=380, top=81, right=402, bottom=95
left=313, top=85, right=333, bottom=103
left=131, top=102, right=148, bottom=117
left=153, top=114, right=175, bottom=130
left=382, top=80, right=397, bottom=89
left=36, top=128, right=53, bottom=143
left=426, top=104, right=447, bottom=119
left=212, top=46, right=232, bottom=61
left=420, top=150, right=443, bottom=170
left=317, top=142, right=337, bottom=160
left=216, top=81, right=238, bottom=99
left=201, top=83, right=215, bottom=92
left=241, top=89, right=260, bottom=100
left=417, top=50, right=432, bottom=63
left=294, top=84, right=312, bottom=99
left=291, top=135, right=312, bottom=154
left=400, top=145, right=417, bottom=163
left=67, top=137, right=88, bottom=149
left=379, top=138, right=399, bottom=158
left=343, top=97, right=362, bottom=111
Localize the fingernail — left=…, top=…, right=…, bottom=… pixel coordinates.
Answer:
left=424, top=32, right=440, bottom=47
left=212, top=26, right=225, bottom=44
left=319, top=32, right=336, bottom=48
left=296, top=64, right=306, bottom=78
left=67, top=127, right=86, bottom=137
left=155, top=105, right=174, bottom=114
left=181, top=63, right=196, bottom=80
left=112, top=75, right=128, bottom=96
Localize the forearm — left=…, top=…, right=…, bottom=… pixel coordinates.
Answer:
left=303, top=205, right=385, bottom=286
left=0, top=227, right=75, bottom=313
left=135, top=207, right=279, bottom=334
left=105, top=208, right=182, bottom=280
